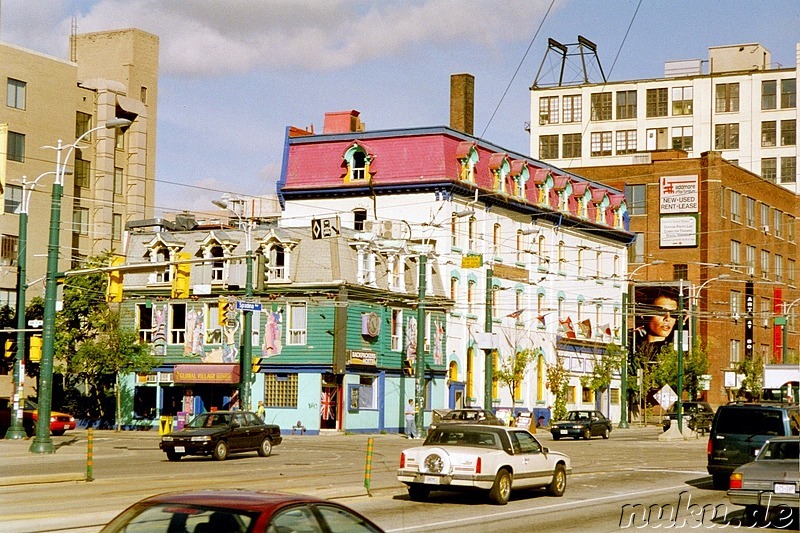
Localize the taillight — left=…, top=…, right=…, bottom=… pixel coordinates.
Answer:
left=400, top=452, right=406, bottom=469
left=729, top=473, right=743, bottom=489
left=707, top=438, right=712, bottom=456
left=476, top=457, right=481, bottom=474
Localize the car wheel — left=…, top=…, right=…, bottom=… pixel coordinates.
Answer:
left=166, top=451, right=182, bottom=462
left=711, top=473, right=728, bottom=490
left=489, top=469, right=512, bottom=505
left=547, top=464, right=567, bottom=497
left=419, top=448, right=451, bottom=475
left=602, top=428, right=610, bottom=439
left=212, top=440, right=229, bottom=461
left=583, top=429, right=591, bottom=440
left=258, top=437, right=273, bottom=457
left=407, top=484, right=430, bottom=502
left=51, top=430, right=66, bottom=436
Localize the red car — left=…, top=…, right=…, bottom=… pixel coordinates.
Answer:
left=100, top=490, right=384, bottom=533
left=0, top=398, right=76, bottom=437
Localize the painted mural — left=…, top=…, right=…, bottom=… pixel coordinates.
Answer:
left=405, top=316, right=417, bottom=364
left=151, top=304, right=168, bottom=356
left=183, top=307, right=205, bottom=356
left=262, top=309, right=283, bottom=357
left=433, top=318, right=444, bottom=364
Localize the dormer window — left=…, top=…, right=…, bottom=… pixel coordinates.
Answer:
left=343, top=143, right=374, bottom=183
left=488, top=153, right=510, bottom=193
left=144, top=235, right=183, bottom=285
left=210, top=246, right=225, bottom=281
left=456, top=142, right=479, bottom=183
left=353, top=151, right=366, bottom=180
left=267, top=244, right=286, bottom=281
left=154, top=247, right=171, bottom=283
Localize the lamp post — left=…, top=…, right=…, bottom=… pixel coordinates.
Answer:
left=620, top=260, right=665, bottom=429
left=29, top=118, right=131, bottom=454
left=782, top=298, right=800, bottom=363
left=213, top=197, right=254, bottom=411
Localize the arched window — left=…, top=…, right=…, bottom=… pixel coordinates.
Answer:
left=468, top=217, right=477, bottom=250
left=210, top=245, right=225, bottom=281
left=353, top=208, right=367, bottom=231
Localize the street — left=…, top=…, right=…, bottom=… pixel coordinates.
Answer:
left=0, top=427, right=795, bottom=532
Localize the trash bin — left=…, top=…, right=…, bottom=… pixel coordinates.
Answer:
left=159, top=416, right=174, bottom=435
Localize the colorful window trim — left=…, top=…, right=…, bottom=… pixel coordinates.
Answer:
left=343, top=142, right=374, bottom=183
left=457, top=142, right=479, bottom=183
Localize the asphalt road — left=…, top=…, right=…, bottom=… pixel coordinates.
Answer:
left=0, top=427, right=795, bottom=532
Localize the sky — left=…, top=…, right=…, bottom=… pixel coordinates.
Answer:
left=1, top=0, right=799, bottom=216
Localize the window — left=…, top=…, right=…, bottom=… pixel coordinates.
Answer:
left=590, top=131, right=612, bottom=156
left=788, top=216, right=796, bottom=242
left=114, top=167, right=123, bottom=195
left=467, top=280, right=475, bottom=314
left=492, top=223, right=502, bottom=256
left=762, top=80, right=777, bottom=110
left=781, top=119, right=796, bottom=146
left=115, top=128, right=125, bottom=150
left=616, top=90, right=636, bottom=119
left=209, top=246, right=225, bottom=281
left=75, top=112, right=92, bottom=139
left=774, top=210, right=783, bottom=239
left=775, top=254, right=783, bottom=282
left=450, top=276, right=458, bottom=301
left=745, top=197, right=756, bottom=227
left=762, top=158, right=777, bottom=182
left=7, top=131, right=24, bottom=162
left=1, top=235, right=18, bottom=266
left=761, top=250, right=770, bottom=279
left=730, top=291, right=741, bottom=319
left=152, top=247, right=171, bottom=283
left=450, top=213, right=460, bottom=248
left=616, top=130, right=637, bottom=154
left=6, top=78, right=26, bottom=109
left=671, top=126, right=692, bottom=151
left=539, top=96, right=559, bottom=125
left=562, top=95, right=582, bottom=123
left=539, top=135, right=559, bottom=159
left=577, top=249, right=584, bottom=277
left=557, top=240, right=566, bottom=268
left=467, top=217, right=476, bottom=250
left=112, top=213, right=122, bottom=241
left=781, top=79, right=796, bottom=109
left=631, top=233, right=645, bottom=263
left=170, top=303, right=186, bottom=345
left=352, top=151, right=366, bottom=180
left=286, top=302, right=307, bottom=345
left=356, top=249, right=376, bottom=286
left=761, top=204, right=770, bottom=228
left=715, top=123, right=739, bottom=149
left=137, top=304, right=153, bottom=343
left=74, top=156, right=91, bottom=188
left=720, top=187, right=726, bottom=217
left=140, top=86, right=148, bottom=104
left=781, top=157, right=797, bottom=183
left=672, top=86, right=693, bottom=115
left=264, top=373, right=298, bottom=408
left=788, top=259, right=796, bottom=284
left=673, top=263, right=688, bottom=280
left=715, top=83, right=739, bottom=112
left=537, top=234, right=547, bottom=270
left=265, top=244, right=287, bottom=282
left=590, top=92, right=612, bottom=121
left=357, top=376, right=377, bottom=410
left=730, top=240, right=740, bottom=266
left=729, top=339, right=741, bottom=365
left=72, top=207, right=89, bottom=235
left=762, top=121, right=776, bottom=147
left=4, top=185, right=21, bottom=214
left=729, top=190, right=741, bottom=223
left=562, top=133, right=581, bottom=158
left=624, top=184, right=646, bottom=215
left=391, top=309, right=403, bottom=351
left=646, top=88, right=668, bottom=117
left=353, top=208, right=367, bottom=231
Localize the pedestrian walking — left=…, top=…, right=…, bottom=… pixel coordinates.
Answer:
left=405, top=399, right=417, bottom=439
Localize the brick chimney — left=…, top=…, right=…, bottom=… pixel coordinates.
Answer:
left=323, top=110, right=364, bottom=134
left=450, top=73, right=474, bottom=135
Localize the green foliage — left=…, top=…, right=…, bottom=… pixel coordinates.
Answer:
left=546, top=357, right=569, bottom=421
left=649, top=341, right=710, bottom=400
left=580, top=343, right=626, bottom=393
left=494, top=348, right=538, bottom=401
left=735, top=356, right=763, bottom=400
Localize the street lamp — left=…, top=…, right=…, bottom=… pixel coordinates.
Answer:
left=782, top=298, right=800, bottom=362
left=620, top=259, right=665, bottom=429
left=29, top=118, right=131, bottom=454
left=212, top=196, right=254, bottom=411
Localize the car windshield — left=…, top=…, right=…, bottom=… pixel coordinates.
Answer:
left=566, top=411, right=591, bottom=421
left=757, top=440, right=799, bottom=461
left=426, top=429, right=500, bottom=449
left=442, top=411, right=485, bottom=422
left=186, top=413, right=230, bottom=429
left=102, top=502, right=255, bottom=533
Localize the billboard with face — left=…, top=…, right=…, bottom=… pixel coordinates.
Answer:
left=630, top=283, right=688, bottom=362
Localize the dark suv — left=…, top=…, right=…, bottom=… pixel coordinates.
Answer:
left=707, top=402, right=800, bottom=489
left=662, top=401, right=714, bottom=434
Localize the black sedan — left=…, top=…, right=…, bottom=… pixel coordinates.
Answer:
left=100, top=489, right=384, bottom=532
left=550, top=410, right=612, bottom=440
left=160, top=411, right=282, bottom=461
left=429, top=408, right=505, bottom=430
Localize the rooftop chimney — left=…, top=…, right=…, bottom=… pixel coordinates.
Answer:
left=450, top=73, right=474, bottom=135
left=323, top=110, right=364, bottom=134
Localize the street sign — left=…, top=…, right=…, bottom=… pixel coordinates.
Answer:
left=311, top=217, right=340, bottom=240
left=235, top=300, right=262, bottom=312
left=654, top=385, right=678, bottom=410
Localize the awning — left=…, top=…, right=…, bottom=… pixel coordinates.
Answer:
left=173, top=364, right=240, bottom=384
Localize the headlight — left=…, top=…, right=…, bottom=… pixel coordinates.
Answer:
left=162, top=436, right=173, bottom=442
left=572, top=425, right=584, bottom=429
left=191, top=436, right=211, bottom=442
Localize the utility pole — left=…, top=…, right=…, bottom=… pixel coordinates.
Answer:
left=619, top=291, right=629, bottom=429
left=484, top=267, right=493, bottom=411
left=415, top=254, right=427, bottom=437
left=676, top=281, right=684, bottom=433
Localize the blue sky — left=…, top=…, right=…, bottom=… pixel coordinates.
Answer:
left=2, top=0, right=799, bottom=215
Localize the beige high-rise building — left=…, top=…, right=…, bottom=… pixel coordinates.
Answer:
left=0, top=28, right=158, bottom=309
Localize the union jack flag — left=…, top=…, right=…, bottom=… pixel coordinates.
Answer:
left=320, top=389, right=337, bottom=421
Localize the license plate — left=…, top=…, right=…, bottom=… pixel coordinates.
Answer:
left=774, top=483, right=796, bottom=494
left=560, top=430, right=568, bottom=434
left=423, top=475, right=440, bottom=485
left=174, top=446, right=185, bottom=453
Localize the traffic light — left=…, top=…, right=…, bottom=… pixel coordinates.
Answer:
left=218, top=297, right=229, bottom=325
left=402, top=359, right=413, bottom=377
left=251, top=356, right=262, bottom=376
left=106, top=255, right=125, bottom=302
left=4, top=339, right=16, bottom=359
left=171, top=252, right=191, bottom=299
left=29, top=336, right=42, bottom=363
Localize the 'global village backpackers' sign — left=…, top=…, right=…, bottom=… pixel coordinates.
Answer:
left=659, top=175, right=699, bottom=248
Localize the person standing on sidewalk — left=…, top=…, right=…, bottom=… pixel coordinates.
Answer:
left=405, top=399, right=417, bottom=439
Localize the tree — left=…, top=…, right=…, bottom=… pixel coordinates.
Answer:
left=494, top=348, right=538, bottom=402
left=580, top=342, right=626, bottom=394
left=651, top=341, right=710, bottom=400
left=546, top=356, right=570, bottom=421
left=734, top=355, right=763, bottom=401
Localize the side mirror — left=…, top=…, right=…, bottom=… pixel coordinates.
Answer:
left=542, top=446, right=550, bottom=454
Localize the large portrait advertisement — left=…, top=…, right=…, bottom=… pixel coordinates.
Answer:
left=630, top=283, right=688, bottom=364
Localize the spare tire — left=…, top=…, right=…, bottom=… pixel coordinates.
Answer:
left=419, top=447, right=452, bottom=475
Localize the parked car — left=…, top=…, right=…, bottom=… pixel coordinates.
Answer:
left=429, top=408, right=504, bottom=430
left=159, top=411, right=282, bottom=461
left=550, top=410, right=612, bottom=440
left=100, top=489, right=384, bottom=532
left=727, top=437, right=799, bottom=525
left=397, top=424, right=571, bottom=505
left=662, top=401, right=715, bottom=434
left=708, top=402, right=800, bottom=489
left=0, top=398, right=76, bottom=437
